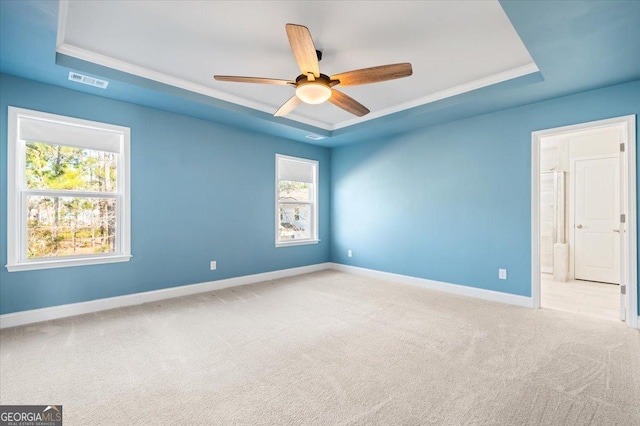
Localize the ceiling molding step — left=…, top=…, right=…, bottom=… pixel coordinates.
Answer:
left=56, top=43, right=334, bottom=131
left=56, top=0, right=69, bottom=49
left=57, top=42, right=539, bottom=134
left=332, top=63, right=540, bottom=131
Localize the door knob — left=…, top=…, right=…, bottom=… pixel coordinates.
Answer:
left=576, top=224, right=583, bottom=229
left=613, top=229, right=620, bottom=233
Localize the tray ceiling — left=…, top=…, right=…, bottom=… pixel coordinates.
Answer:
left=58, top=0, right=537, bottom=131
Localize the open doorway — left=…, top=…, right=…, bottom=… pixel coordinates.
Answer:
left=531, top=116, right=638, bottom=327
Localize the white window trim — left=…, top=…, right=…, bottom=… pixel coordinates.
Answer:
left=6, top=106, right=131, bottom=272
left=275, top=154, right=319, bottom=247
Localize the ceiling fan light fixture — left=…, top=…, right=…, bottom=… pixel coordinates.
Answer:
left=295, top=82, right=332, bottom=104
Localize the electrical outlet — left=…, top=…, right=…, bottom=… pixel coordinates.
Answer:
left=210, top=261, right=217, bottom=270
left=347, top=250, right=353, bottom=258
left=498, top=268, right=507, bottom=280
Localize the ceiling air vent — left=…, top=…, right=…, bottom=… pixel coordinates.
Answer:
left=68, top=72, right=109, bottom=89
left=305, top=134, right=325, bottom=141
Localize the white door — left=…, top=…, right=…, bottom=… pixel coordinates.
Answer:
left=574, top=157, right=620, bottom=284
left=618, top=140, right=627, bottom=321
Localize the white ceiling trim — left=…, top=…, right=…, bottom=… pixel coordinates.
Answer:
left=56, top=0, right=538, bottom=133
left=56, top=43, right=332, bottom=130
left=332, top=62, right=539, bottom=130
left=55, top=3, right=330, bottom=129
left=57, top=40, right=538, bottom=133
left=56, top=0, right=69, bottom=49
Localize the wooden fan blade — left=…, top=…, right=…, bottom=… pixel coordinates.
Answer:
left=331, top=63, right=412, bottom=87
left=329, top=90, right=370, bottom=117
left=274, top=95, right=302, bottom=117
left=214, top=76, right=294, bottom=86
left=285, top=24, right=320, bottom=78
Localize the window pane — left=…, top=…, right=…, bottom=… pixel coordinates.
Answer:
left=278, top=203, right=312, bottom=241
left=278, top=180, right=312, bottom=202
left=27, top=195, right=117, bottom=259
left=25, top=142, right=118, bottom=192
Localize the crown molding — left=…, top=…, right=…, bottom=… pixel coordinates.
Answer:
left=56, top=43, right=537, bottom=134
left=56, top=43, right=334, bottom=130
left=332, top=63, right=539, bottom=130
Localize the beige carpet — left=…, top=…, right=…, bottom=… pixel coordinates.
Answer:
left=1, top=270, right=639, bottom=425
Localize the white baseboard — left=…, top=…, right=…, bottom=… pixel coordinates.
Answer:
left=330, top=263, right=534, bottom=308
left=5, top=262, right=636, bottom=330
left=0, top=263, right=332, bottom=329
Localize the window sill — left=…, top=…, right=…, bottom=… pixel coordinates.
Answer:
left=275, top=239, right=320, bottom=248
left=6, top=254, right=132, bottom=272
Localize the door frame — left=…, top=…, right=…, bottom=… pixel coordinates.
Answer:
left=569, top=154, right=619, bottom=282
left=531, top=115, right=638, bottom=328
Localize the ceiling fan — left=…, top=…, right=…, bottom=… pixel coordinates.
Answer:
left=214, top=24, right=413, bottom=118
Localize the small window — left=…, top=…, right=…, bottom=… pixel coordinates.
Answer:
left=275, top=154, right=318, bottom=246
left=6, top=107, right=131, bottom=271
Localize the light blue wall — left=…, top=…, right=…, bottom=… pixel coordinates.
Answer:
left=3, top=73, right=640, bottom=316
left=331, top=80, right=640, bottom=310
left=0, top=74, right=331, bottom=315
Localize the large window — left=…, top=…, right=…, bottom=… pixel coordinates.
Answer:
left=6, top=107, right=131, bottom=271
left=275, top=154, right=318, bottom=246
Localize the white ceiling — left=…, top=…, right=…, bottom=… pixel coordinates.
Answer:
left=58, top=0, right=537, bottom=130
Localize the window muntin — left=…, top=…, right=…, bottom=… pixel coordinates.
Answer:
left=6, top=107, right=131, bottom=271
left=276, top=155, right=318, bottom=246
